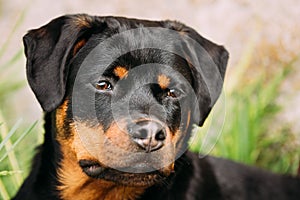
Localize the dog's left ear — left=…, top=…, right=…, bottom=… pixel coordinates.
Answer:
left=164, top=21, right=229, bottom=126
left=23, top=14, right=105, bottom=112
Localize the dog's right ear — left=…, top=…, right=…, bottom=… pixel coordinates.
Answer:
left=163, top=21, right=229, bottom=126
left=23, top=14, right=106, bottom=112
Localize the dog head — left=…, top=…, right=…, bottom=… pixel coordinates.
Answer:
left=24, top=14, right=228, bottom=188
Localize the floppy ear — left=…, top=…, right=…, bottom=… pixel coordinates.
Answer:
left=23, top=14, right=103, bottom=112
left=164, top=21, right=229, bottom=126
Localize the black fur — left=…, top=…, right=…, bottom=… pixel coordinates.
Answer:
left=14, top=14, right=300, bottom=200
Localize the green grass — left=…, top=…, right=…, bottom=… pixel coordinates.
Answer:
left=0, top=9, right=40, bottom=199
left=0, top=119, right=37, bottom=199
left=190, top=40, right=300, bottom=174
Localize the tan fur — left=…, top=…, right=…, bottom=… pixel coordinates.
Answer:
left=73, top=39, right=87, bottom=56
left=55, top=99, right=68, bottom=136
left=57, top=131, right=145, bottom=200
left=55, top=104, right=145, bottom=200
left=157, top=74, right=170, bottom=89
left=105, top=121, right=137, bottom=151
left=114, top=66, right=128, bottom=79
left=71, top=15, right=93, bottom=28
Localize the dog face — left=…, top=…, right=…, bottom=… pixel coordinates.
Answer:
left=23, top=14, right=228, bottom=188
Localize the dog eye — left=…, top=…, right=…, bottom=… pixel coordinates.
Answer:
left=95, top=80, right=113, bottom=91
left=166, top=89, right=178, bottom=98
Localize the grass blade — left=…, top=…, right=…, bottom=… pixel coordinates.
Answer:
left=0, top=119, right=22, bottom=151
left=0, top=113, right=23, bottom=189
left=0, top=180, right=9, bottom=200
left=0, top=121, right=38, bottom=163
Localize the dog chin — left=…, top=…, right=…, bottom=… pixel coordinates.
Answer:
left=79, top=159, right=170, bottom=187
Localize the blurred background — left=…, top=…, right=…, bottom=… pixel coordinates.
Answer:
left=0, top=0, right=299, bottom=198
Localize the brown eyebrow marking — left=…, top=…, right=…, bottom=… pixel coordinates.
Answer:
left=114, top=66, right=128, bottom=79
left=157, top=74, right=170, bottom=90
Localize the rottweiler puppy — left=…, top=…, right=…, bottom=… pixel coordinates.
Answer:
left=14, top=14, right=300, bottom=200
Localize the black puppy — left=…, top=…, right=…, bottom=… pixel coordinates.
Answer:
left=14, top=14, right=300, bottom=200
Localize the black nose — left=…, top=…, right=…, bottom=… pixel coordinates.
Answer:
left=129, top=121, right=166, bottom=152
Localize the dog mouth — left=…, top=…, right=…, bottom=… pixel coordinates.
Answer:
left=79, top=160, right=104, bottom=177
left=79, top=159, right=169, bottom=187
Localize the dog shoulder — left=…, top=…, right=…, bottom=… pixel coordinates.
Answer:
left=190, top=153, right=300, bottom=200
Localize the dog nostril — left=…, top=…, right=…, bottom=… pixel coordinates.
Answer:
left=129, top=121, right=167, bottom=152
left=139, top=129, right=148, bottom=139
left=155, top=130, right=166, bottom=141
left=132, top=128, right=148, bottom=139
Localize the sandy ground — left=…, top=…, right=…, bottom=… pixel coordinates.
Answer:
left=0, top=0, right=299, bottom=133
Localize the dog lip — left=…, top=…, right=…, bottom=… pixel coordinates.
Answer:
left=100, top=168, right=166, bottom=187
left=115, top=163, right=158, bottom=173
left=78, top=160, right=171, bottom=187
left=79, top=160, right=104, bottom=177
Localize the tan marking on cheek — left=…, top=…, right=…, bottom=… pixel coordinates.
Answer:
left=56, top=121, right=105, bottom=199
left=105, top=122, right=134, bottom=150
left=171, top=111, right=191, bottom=147
left=71, top=122, right=106, bottom=160
left=114, top=66, right=128, bottom=79
left=68, top=121, right=136, bottom=168
left=171, top=129, right=181, bottom=144
left=152, top=128, right=176, bottom=175
left=159, top=139, right=176, bottom=176
left=172, top=111, right=192, bottom=156
left=56, top=121, right=145, bottom=200
left=170, top=129, right=186, bottom=157
left=157, top=74, right=170, bottom=89
left=73, top=39, right=86, bottom=56
left=56, top=120, right=91, bottom=199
